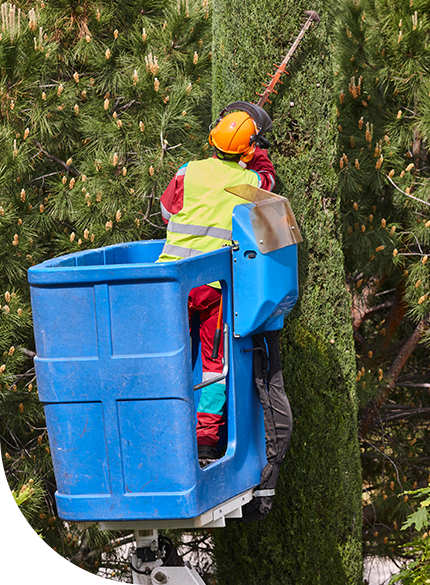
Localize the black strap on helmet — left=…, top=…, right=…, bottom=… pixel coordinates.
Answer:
left=220, top=101, right=273, bottom=133
left=213, top=101, right=273, bottom=149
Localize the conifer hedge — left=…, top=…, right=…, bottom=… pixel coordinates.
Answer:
left=212, top=1, right=363, bottom=583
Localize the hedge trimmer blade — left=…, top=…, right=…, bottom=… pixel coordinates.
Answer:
left=256, top=10, right=320, bottom=107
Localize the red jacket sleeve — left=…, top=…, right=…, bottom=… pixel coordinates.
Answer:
left=160, top=164, right=187, bottom=224
left=246, top=147, right=276, bottom=191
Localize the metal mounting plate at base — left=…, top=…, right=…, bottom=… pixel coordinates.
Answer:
left=77, top=488, right=254, bottom=532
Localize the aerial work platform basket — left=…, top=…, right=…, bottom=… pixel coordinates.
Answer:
left=28, top=195, right=300, bottom=524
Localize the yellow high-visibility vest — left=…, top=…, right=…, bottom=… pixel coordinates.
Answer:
left=158, top=158, right=260, bottom=263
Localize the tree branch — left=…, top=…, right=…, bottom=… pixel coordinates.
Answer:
left=19, top=348, right=36, bottom=358
left=33, top=141, right=80, bottom=177
left=353, top=328, right=367, bottom=351
left=380, top=287, right=406, bottom=351
left=386, top=174, right=430, bottom=207
left=359, top=316, right=429, bottom=437
left=380, top=406, right=430, bottom=422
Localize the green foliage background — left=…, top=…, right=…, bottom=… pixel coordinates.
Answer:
left=212, top=1, right=363, bottom=583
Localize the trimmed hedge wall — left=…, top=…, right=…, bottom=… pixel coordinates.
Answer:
left=211, top=1, right=363, bottom=583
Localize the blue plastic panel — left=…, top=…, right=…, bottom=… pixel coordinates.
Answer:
left=232, top=204, right=299, bottom=337
left=44, top=402, right=111, bottom=495
left=117, top=399, right=195, bottom=494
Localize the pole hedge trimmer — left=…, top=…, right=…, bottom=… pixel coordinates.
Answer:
left=255, top=10, right=320, bottom=108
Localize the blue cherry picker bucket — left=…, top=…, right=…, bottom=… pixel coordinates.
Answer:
left=28, top=195, right=300, bottom=523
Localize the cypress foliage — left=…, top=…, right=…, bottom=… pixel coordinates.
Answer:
left=212, top=1, right=362, bottom=584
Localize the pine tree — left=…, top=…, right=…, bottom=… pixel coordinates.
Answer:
left=0, top=0, right=212, bottom=577
left=333, top=0, right=430, bottom=563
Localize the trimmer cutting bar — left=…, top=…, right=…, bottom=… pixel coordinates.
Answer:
left=256, top=10, right=320, bottom=107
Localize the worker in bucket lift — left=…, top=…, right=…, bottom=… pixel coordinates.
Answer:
left=158, top=101, right=275, bottom=463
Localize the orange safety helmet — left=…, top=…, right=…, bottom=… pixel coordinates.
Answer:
left=209, top=111, right=258, bottom=162
left=209, top=101, right=273, bottom=163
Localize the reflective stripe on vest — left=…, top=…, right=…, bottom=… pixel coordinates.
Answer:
left=158, top=158, right=260, bottom=262
left=167, top=219, right=233, bottom=241
left=161, top=244, right=205, bottom=258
